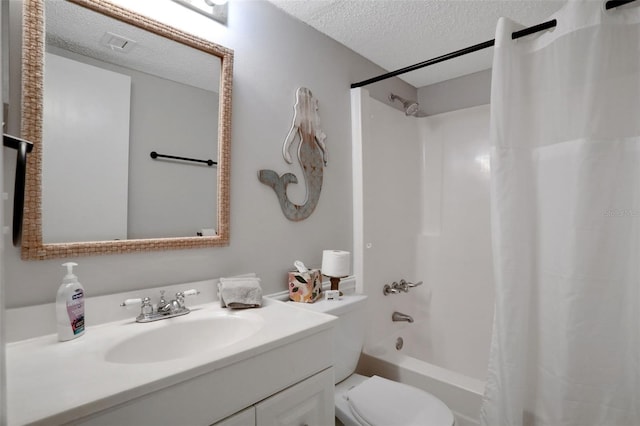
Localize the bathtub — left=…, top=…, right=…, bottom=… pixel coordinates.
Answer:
left=356, top=332, right=485, bottom=426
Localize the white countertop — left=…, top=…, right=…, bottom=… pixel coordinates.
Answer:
left=6, top=298, right=336, bottom=425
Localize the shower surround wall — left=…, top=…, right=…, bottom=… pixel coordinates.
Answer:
left=353, top=89, right=495, bottom=382
left=417, top=104, right=495, bottom=379
left=353, top=90, right=422, bottom=348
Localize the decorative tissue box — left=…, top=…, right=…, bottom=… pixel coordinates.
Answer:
left=288, top=269, right=322, bottom=303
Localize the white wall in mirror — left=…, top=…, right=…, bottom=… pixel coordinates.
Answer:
left=43, top=52, right=131, bottom=243
left=126, top=70, right=218, bottom=239
left=42, top=1, right=220, bottom=242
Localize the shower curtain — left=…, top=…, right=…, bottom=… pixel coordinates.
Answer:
left=480, top=1, right=640, bottom=425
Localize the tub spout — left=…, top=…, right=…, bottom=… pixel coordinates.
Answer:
left=392, top=311, right=414, bottom=323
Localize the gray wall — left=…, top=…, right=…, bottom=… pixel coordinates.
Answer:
left=4, top=0, right=416, bottom=308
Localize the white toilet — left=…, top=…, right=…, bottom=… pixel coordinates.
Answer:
left=295, top=294, right=455, bottom=426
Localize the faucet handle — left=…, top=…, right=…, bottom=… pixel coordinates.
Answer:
left=121, top=297, right=154, bottom=319
left=120, top=298, right=143, bottom=307
left=176, top=289, right=200, bottom=307
left=383, top=283, right=401, bottom=296
left=140, top=297, right=153, bottom=315
left=400, top=279, right=423, bottom=288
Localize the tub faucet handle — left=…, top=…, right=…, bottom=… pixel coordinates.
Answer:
left=400, top=279, right=423, bottom=288
left=383, top=283, right=401, bottom=296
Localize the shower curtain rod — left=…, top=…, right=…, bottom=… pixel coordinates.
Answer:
left=350, top=0, right=636, bottom=89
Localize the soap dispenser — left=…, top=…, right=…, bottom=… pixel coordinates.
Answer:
left=56, top=262, right=85, bottom=341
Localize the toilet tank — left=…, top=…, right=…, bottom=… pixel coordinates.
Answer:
left=292, top=294, right=368, bottom=383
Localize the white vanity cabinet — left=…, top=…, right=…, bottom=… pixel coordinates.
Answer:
left=214, top=368, right=334, bottom=426
left=59, top=320, right=335, bottom=426
left=70, top=367, right=334, bottom=426
left=7, top=296, right=338, bottom=426
left=213, top=407, right=256, bottom=426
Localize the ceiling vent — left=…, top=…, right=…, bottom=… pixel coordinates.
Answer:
left=100, top=32, right=137, bottom=53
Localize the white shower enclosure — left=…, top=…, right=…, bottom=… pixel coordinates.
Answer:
left=351, top=88, right=495, bottom=382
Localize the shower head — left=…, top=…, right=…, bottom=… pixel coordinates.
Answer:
left=389, top=93, right=428, bottom=118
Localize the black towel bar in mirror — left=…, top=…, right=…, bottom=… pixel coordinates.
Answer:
left=150, top=151, right=217, bottom=167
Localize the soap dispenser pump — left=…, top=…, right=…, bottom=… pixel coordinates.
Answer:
left=56, top=262, right=85, bottom=341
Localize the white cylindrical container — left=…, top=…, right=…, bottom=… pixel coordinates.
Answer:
left=321, top=250, right=350, bottom=277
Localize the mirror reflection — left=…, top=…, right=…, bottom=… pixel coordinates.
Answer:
left=43, top=0, right=221, bottom=243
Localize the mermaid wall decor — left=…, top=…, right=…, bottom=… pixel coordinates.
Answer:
left=258, top=87, right=327, bottom=221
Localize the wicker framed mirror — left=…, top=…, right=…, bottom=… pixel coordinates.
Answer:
left=20, top=0, right=233, bottom=260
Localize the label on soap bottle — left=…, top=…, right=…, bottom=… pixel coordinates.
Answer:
left=67, top=289, right=85, bottom=335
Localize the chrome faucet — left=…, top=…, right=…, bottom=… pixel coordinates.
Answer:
left=383, top=279, right=423, bottom=295
left=157, top=290, right=182, bottom=314
left=121, top=289, right=200, bottom=323
left=392, top=311, right=414, bottom=323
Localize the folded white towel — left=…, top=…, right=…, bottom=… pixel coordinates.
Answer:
left=218, top=273, right=257, bottom=307
left=218, top=277, right=263, bottom=309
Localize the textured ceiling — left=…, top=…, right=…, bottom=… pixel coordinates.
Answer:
left=45, top=0, right=221, bottom=93
left=267, top=0, right=567, bottom=88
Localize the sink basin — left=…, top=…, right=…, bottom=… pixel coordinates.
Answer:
left=105, top=314, right=264, bottom=364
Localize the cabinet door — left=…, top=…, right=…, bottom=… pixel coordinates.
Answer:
left=256, top=368, right=334, bottom=426
left=213, top=406, right=255, bottom=426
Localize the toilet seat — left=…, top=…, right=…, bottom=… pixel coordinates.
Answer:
left=345, top=375, right=454, bottom=426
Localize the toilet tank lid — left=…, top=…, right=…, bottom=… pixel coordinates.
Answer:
left=290, top=294, right=367, bottom=316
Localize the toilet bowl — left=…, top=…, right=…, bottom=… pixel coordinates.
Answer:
left=292, top=294, right=455, bottom=426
